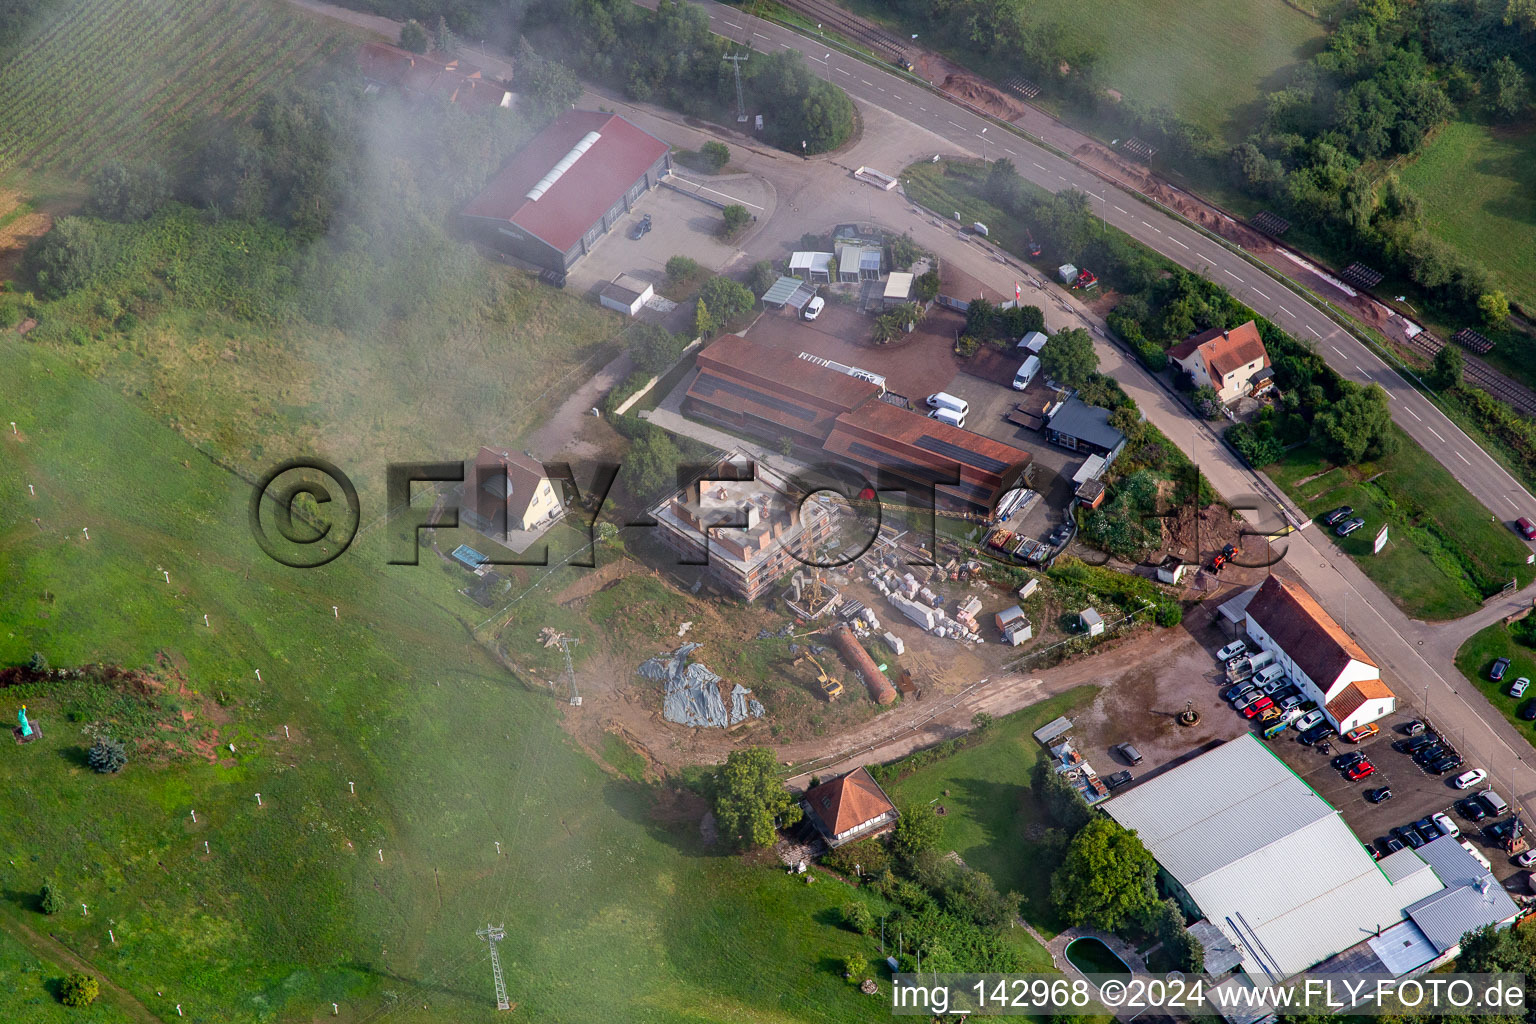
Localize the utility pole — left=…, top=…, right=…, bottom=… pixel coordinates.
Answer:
left=556, top=635, right=581, bottom=706
left=723, top=53, right=749, bottom=122
left=476, top=924, right=511, bottom=1011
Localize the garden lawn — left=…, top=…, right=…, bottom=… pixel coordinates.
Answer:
left=1398, top=119, right=1536, bottom=311
left=1455, top=622, right=1536, bottom=753
left=883, top=686, right=1098, bottom=952
left=1266, top=433, right=1534, bottom=620
left=0, top=340, right=896, bottom=1024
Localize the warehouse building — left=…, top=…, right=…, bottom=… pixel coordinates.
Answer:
left=1104, top=735, right=1516, bottom=984
left=461, top=110, right=671, bottom=280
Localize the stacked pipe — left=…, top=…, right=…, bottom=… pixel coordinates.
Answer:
left=827, top=622, right=896, bottom=705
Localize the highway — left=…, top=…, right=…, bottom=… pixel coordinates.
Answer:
left=681, top=0, right=1536, bottom=533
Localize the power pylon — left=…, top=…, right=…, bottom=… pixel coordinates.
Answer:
left=476, top=923, right=511, bottom=1011
left=722, top=53, right=749, bottom=122
left=556, top=635, right=581, bottom=706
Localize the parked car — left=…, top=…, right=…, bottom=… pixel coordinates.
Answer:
left=1395, top=826, right=1426, bottom=849
left=1516, top=849, right=1536, bottom=868
left=1233, top=692, right=1262, bottom=711
left=1432, top=812, right=1460, bottom=839
left=1222, top=682, right=1255, bottom=702
left=1377, top=835, right=1405, bottom=855
left=1116, top=743, right=1144, bottom=766
left=1404, top=720, right=1427, bottom=736
left=1299, top=723, right=1335, bottom=745
left=1453, top=768, right=1488, bottom=790
left=1279, top=695, right=1304, bottom=712
left=1332, top=752, right=1367, bottom=770
left=1241, top=696, right=1275, bottom=719
left=1216, top=640, right=1248, bottom=662
left=1487, top=818, right=1518, bottom=842
left=1491, top=657, right=1512, bottom=682
left=1520, top=700, right=1536, bottom=722
left=1414, top=746, right=1447, bottom=765
left=1459, top=797, right=1489, bottom=821
left=1512, top=677, right=1531, bottom=698
left=1336, top=516, right=1366, bottom=537
left=1323, top=506, right=1355, bottom=526
left=628, top=213, right=652, bottom=239
left=1345, top=723, right=1379, bottom=743
left=1415, top=817, right=1441, bottom=839
left=1431, top=755, right=1464, bottom=774
left=1260, top=705, right=1284, bottom=723
left=1365, top=787, right=1393, bottom=804
left=1260, top=678, right=1288, bottom=696
left=1405, top=734, right=1439, bottom=753
left=803, top=295, right=825, bottom=321
left=1105, top=770, right=1134, bottom=790
left=1347, top=761, right=1376, bottom=780
left=1516, top=517, right=1536, bottom=541
left=1295, top=710, right=1325, bottom=732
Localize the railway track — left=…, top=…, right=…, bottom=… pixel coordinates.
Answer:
left=772, top=0, right=909, bottom=61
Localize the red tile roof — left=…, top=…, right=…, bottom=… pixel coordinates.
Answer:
left=1167, top=321, right=1269, bottom=383
left=1326, top=677, right=1396, bottom=723
left=1245, top=575, right=1376, bottom=690
left=461, top=110, right=671, bottom=254
left=804, top=767, right=895, bottom=836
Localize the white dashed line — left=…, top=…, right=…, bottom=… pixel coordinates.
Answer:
left=918, top=106, right=927, bottom=111
left=1455, top=451, right=1471, bottom=465
left=753, top=31, right=770, bottom=39
left=1004, top=148, right=1016, bottom=155
left=1507, top=497, right=1523, bottom=511
left=1428, top=427, right=1447, bottom=443
left=1223, top=269, right=1240, bottom=281
left=1140, top=220, right=1152, bottom=228
left=1253, top=289, right=1270, bottom=300
left=1057, top=174, right=1068, bottom=182
left=836, top=67, right=851, bottom=75
left=1278, top=305, right=1295, bottom=318
left=1033, top=162, right=1046, bottom=171
left=1172, top=238, right=1189, bottom=249
left=861, top=79, right=873, bottom=85
left=780, top=42, right=793, bottom=48
left=947, top=120, right=964, bottom=129
left=1197, top=252, right=1214, bottom=263
left=1405, top=407, right=1421, bottom=421
left=1114, top=205, right=1127, bottom=213
left=1307, top=325, right=1322, bottom=339
left=1086, top=191, right=1103, bottom=200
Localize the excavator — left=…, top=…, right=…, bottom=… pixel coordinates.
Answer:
left=792, top=650, right=843, bottom=701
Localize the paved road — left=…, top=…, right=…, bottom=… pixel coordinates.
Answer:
left=660, top=0, right=1536, bottom=535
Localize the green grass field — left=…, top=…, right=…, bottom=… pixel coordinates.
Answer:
left=884, top=687, right=1097, bottom=950
left=1455, top=622, right=1536, bottom=753
left=1398, top=119, right=1536, bottom=310
left=1266, top=434, right=1535, bottom=620
left=0, top=0, right=343, bottom=177
left=0, top=341, right=912, bottom=1023
left=840, top=0, right=1322, bottom=143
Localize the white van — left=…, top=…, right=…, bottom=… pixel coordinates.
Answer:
left=1246, top=650, right=1276, bottom=675
left=1012, top=355, right=1041, bottom=391
left=929, top=407, right=966, bottom=428
left=926, top=392, right=969, bottom=416
left=1253, top=663, right=1286, bottom=688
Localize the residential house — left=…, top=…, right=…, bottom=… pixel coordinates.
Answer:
left=1043, top=398, right=1126, bottom=462
left=1168, top=321, right=1273, bottom=405
left=462, top=446, right=564, bottom=542
left=800, top=766, right=899, bottom=848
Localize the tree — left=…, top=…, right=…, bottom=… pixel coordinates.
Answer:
left=619, top=428, right=681, bottom=501
left=1050, top=817, right=1158, bottom=931
left=1310, top=383, right=1396, bottom=465
left=892, top=802, right=944, bottom=860
left=700, top=140, right=730, bottom=171
left=25, top=217, right=110, bottom=298
left=1191, top=384, right=1222, bottom=419
left=628, top=323, right=687, bottom=374
left=841, top=901, right=874, bottom=934
left=694, top=297, right=713, bottom=338
left=1031, top=757, right=1092, bottom=831
left=746, top=260, right=777, bottom=296
left=709, top=747, right=801, bottom=849
left=1148, top=898, right=1204, bottom=973
left=434, top=14, right=456, bottom=55
left=399, top=19, right=429, bottom=53
left=840, top=953, right=866, bottom=980
left=88, top=735, right=127, bottom=774
left=665, top=255, right=700, bottom=286
left=59, top=972, right=98, bottom=1008
left=913, top=269, right=940, bottom=302
left=27, top=651, right=48, bottom=673
left=1039, top=327, right=1098, bottom=391
left=1488, top=56, right=1529, bottom=120
left=1429, top=344, right=1463, bottom=390
left=40, top=879, right=65, bottom=916
left=697, top=275, right=755, bottom=331
left=1478, top=290, right=1510, bottom=329
left=87, top=161, right=169, bottom=222
left=970, top=711, right=994, bottom=735
left=721, top=204, right=751, bottom=238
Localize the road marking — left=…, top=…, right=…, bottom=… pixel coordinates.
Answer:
left=836, top=67, right=851, bottom=75
left=1032, top=162, right=1046, bottom=171
left=918, top=106, right=927, bottom=111
left=1223, top=269, right=1240, bottom=281
left=808, top=52, right=827, bottom=62
left=1086, top=191, right=1103, bottom=200
left=1114, top=205, right=1126, bottom=213
left=1057, top=174, right=1068, bottom=182
left=1253, top=288, right=1271, bottom=300
left=1004, top=148, right=1016, bottom=155
left=753, top=31, right=770, bottom=39
left=1405, top=406, right=1421, bottom=421
left=1278, top=305, right=1295, bottom=318
left=1428, top=427, right=1447, bottom=443
left=1171, top=238, right=1189, bottom=249
left=1197, top=252, right=1214, bottom=263
left=947, top=120, right=964, bottom=129
left=862, top=79, right=873, bottom=85
left=1455, top=450, right=1471, bottom=465
left=780, top=42, right=794, bottom=49
left=1307, top=325, right=1322, bottom=339
left=1507, top=496, right=1522, bottom=511
left=1140, top=220, right=1151, bottom=228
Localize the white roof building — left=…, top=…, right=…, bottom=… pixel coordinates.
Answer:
left=1104, top=735, right=1448, bottom=982
left=788, top=251, right=834, bottom=283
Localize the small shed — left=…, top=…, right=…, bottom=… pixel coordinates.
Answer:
left=1074, top=478, right=1106, bottom=509
left=1017, top=577, right=1039, bottom=600
left=761, top=275, right=815, bottom=311
left=789, top=251, right=834, bottom=283
left=1079, top=607, right=1104, bottom=636
left=882, top=272, right=914, bottom=304
left=1155, top=557, right=1188, bottom=585
left=598, top=273, right=654, bottom=316
left=1057, top=264, right=1079, bottom=285
left=838, top=242, right=882, bottom=281
left=995, top=605, right=1032, bottom=646
left=1017, top=330, right=1049, bottom=353
left=1032, top=716, right=1074, bottom=747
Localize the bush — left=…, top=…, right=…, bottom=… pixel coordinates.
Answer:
left=823, top=836, right=891, bottom=878
left=746, top=260, right=777, bottom=296
left=665, top=255, right=701, bottom=286
left=40, top=879, right=65, bottom=916
left=88, top=161, right=170, bottom=222
left=59, top=972, right=98, bottom=1008
left=25, top=218, right=112, bottom=299
left=842, top=901, right=875, bottom=934
left=914, top=269, right=940, bottom=302
left=399, top=19, right=429, bottom=53
left=88, top=735, right=127, bottom=774
left=701, top=140, right=729, bottom=170
left=721, top=204, right=751, bottom=238
left=840, top=953, right=866, bottom=980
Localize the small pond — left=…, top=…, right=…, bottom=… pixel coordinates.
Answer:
left=1064, top=936, right=1131, bottom=975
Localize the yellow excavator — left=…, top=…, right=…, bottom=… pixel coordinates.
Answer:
left=793, top=651, right=843, bottom=701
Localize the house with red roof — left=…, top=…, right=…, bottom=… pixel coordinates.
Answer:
left=460, top=110, right=672, bottom=279
left=356, top=42, right=511, bottom=110
left=800, top=767, right=899, bottom=848
left=1168, top=320, right=1274, bottom=405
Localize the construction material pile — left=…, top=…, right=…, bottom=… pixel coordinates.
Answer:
left=865, top=557, right=986, bottom=644
left=639, top=643, right=764, bottom=728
